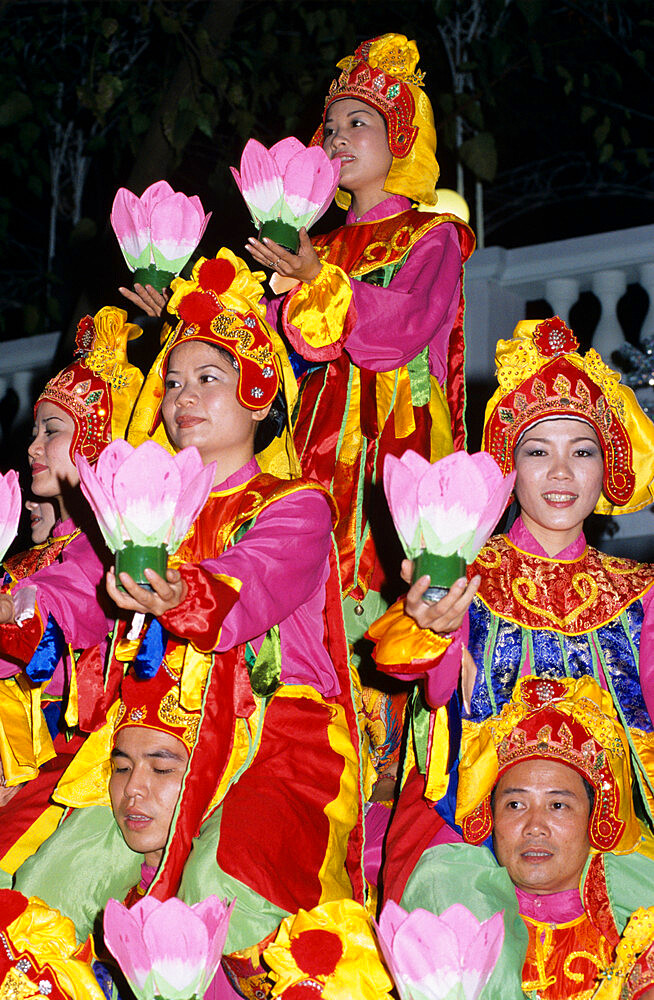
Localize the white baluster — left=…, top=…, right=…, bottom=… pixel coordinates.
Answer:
left=544, top=278, right=579, bottom=324
left=639, top=263, right=654, bottom=343
left=591, top=269, right=627, bottom=358
left=11, top=372, right=35, bottom=428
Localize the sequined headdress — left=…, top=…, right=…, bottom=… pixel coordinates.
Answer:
left=456, top=676, right=640, bottom=853
left=311, top=33, right=439, bottom=208
left=482, top=317, right=654, bottom=515
left=128, top=247, right=301, bottom=479
left=114, top=666, right=200, bottom=755
left=36, top=307, right=143, bottom=464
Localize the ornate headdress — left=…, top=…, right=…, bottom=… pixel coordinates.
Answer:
left=36, top=307, right=143, bottom=464
left=482, top=317, right=654, bottom=515
left=114, top=666, right=200, bottom=756
left=456, top=676, right=640, bottom=854
left=311, top=33, right=439, bottom=208
left=128, top=247, right=301, bottom=479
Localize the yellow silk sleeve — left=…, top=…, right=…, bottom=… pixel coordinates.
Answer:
left=285, top=262, right=353, bottom=350
left=0, top=678, right=55, bottom=785
left=7, top=897, right=105, bottom=998
left=367, top=598, right=452, bottom=669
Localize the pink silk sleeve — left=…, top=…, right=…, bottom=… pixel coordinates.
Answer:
left=344, top=222, right=462, bottom=381
left=197, top=489, right=339, bottom=696
left=280, top=221, right=462, bottom=384
left=0, top=531, right=111, bottom=677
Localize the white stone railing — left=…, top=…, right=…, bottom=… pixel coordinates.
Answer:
left=0, top=332, right=60, bottom=435
left=464, top=222, right=654, bottom=380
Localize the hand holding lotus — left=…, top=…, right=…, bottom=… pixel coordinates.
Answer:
left=119, top=282, right=169, bottom=318
left=401, top=559, right=480, bottom=635
left=247, top=228, right=322, bottom=283
left=107, top=566, right=186, bottom=617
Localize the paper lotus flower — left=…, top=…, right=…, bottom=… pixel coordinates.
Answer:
left=75, top=439, right=215, bottom=555
left=0, top=470, right=21, bottom=563
left=383, top=450, right=516, bottom=564
left=231, top=137, right=340, bottom=251
left=111, top=181, right=211, bottom=291
left=375, top=900, right=504, bottom=1000
left=265, top=898, right=393, bottom=999
left=104, top=895, right=234, bottom=1000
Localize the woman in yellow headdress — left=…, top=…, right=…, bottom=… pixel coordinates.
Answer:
left=368, top=316, right=654, bottom=901
left=248, top=33, right=475, bottom=641
left=92, top=250, right=363, bottom=997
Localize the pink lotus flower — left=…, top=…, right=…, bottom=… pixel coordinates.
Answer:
left=75, top=439, right=215, bottom=554
left=111, top=181, right=211, bottom=277
left=231, top=137, right=340, bottom=233
left=0, top=469, right=21, bottom=562
left=383, top=450, right=516, bottom=563
left=104, top=895, right=234, bottom=1000
left=375, top=900, right=504, bottom=1000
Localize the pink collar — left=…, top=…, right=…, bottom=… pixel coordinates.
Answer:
left=345, top=194, right=412, bottom=225
left=507, top=515, right=586, bottom=560
left=214, top=457, right=260, bottom=492
left=515, top=885, right=584, bottom=923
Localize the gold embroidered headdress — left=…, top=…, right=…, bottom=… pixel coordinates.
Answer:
left=311, top=33, right=440, bottom=209
left=127, top=248, right=301, bottom=479
left=456, top=676, right=641, bottom=854
left=483, top=317, right=654, bottom=515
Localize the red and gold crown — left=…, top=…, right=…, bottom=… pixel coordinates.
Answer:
left=482, top=317, right=654, bottom=514
left=36, top=307, right=143, bottom=464
left=456, top=676, right=640, bottom=853
left=311, top=34, right=439, bottom=208
left=114, top=665, right=200, bottom=755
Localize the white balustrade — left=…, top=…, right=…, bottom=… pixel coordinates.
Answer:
left=0, top=332, right=60, bottom=437
left=464, top=222, right=654, bottom=379
left=591, top=269, right=627, bottom=357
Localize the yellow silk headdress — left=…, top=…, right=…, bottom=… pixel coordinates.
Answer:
left=311, top=33, right=440, bottom=209
left=482, top=317, right=654, bottom=515
left=127, top=247, right=301, bottom=479
left=456, top=676, right=641, bottom=855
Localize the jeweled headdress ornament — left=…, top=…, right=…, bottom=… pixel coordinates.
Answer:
left=36, top=307, right=143, bottom=464
left=311, top=33, right=440, bottom=208
left=456, top=675, right=640, bottom=853
left=482, top=317, right=654, bottom=514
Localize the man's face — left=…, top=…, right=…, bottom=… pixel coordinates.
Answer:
left=492, top=758, right=591, bottom=894
left=109, top=726, right=188, bottom=868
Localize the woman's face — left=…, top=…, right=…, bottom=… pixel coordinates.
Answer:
left=26, top=500, right=56, bottom=544
left=161, top=340, right=269, bottom=485
left=28, top=402, right=79, bottom=515
left=513, top=418, right=604, bottom=554
left=323, top=98, right=392, bottom=213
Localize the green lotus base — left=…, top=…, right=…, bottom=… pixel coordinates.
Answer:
left=115, top=543, right=168, bottom=591
left=132, top=264, right=175, bottom=293
left=259, top=219, right=300, bottom=254
left=413, top=550, right=467, bottom=603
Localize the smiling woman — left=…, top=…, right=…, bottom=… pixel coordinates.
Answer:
left=368, top=317, right=654, bottom=901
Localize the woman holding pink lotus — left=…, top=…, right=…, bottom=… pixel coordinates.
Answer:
left=246, top=34, right=475, bottom=655
left=84, top=249, right=362, bottom=998
left=369, top=317, right=654, bottom=901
